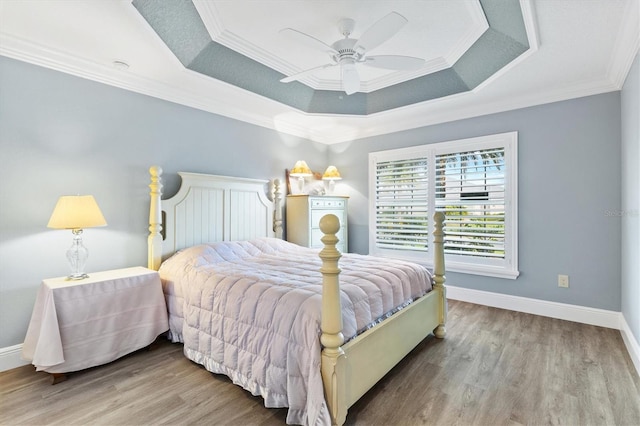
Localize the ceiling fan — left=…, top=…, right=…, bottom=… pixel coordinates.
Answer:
left=279, top=12, right=425, bottom=95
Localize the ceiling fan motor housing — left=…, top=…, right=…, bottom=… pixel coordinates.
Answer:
left=331, top=38, right=362, bottom=65
left=337, top=18, right=355, bottom=37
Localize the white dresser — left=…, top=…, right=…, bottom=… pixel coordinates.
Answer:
left=286, top=195, right=348, bottom=253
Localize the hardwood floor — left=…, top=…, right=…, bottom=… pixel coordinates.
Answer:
left=1, top=300, right=639, bottom=425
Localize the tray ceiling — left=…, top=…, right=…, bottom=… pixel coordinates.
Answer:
left=132, top=0, right=529, bottom=114
left=0, top=0, right=637, bottom=144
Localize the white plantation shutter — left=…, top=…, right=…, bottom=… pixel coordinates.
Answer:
left=374, top=157, right=429, bottom=252
left=369, top=132, right=519, bottom=279
left=435, top=148, right=506, bottom=259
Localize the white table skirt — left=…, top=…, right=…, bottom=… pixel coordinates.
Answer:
left=22, top=267, right=169, bottom=373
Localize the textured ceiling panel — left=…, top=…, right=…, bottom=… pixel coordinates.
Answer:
left=481, top=0, right=529, bottom=47
left=134, top=0, right=210, bottom=65
left=453, top=28, right=528, bottom=89
left=133, top=0, right=530, bottom=115
left=366, top=68, right=469, bottom=114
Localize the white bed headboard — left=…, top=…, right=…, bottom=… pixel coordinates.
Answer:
left=148, top=166, right=283, bottom=269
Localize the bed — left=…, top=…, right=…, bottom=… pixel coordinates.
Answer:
left=147, top=166, right=447, bottom=425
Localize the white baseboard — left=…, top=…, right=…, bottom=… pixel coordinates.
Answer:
left=446, top=285, right=622, bottom=329
left=620, top=316, right=640, bottom=377
left=0, top=344, right=29, bottom=373
left=446, top=285, right=640, bottom=378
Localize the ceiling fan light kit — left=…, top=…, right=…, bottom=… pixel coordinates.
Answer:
left=280, top=11, right=426, bottom=95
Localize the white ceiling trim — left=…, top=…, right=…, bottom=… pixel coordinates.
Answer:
left=0, top=27, right=627, bottom=147
left=0, top=32, right=290, bottom=133
left=606, top=0, right=640, bottom=88
left=519, top=0, right=540, bottom=58
left=197, top=0, right=488, bottom=94
left=347, top=77, right=623, bottom=144
left=445, top=0, right=490, bottom=66
left=0, top=0, right=637, bottom=145
left=360, top=57, right=451, bottom=93
left=194, top=1, right=296, bottom=80
left=468, top=1, right=539, bottom=94
left=193, top=0, right=225, bottom=37
left=0, top=28, right=628, bottom=146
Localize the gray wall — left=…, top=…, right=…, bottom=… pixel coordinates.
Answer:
left=329, top=92, right=622, bottom=311
left=0, top=56, right=328, bottom=348
left=621, top=51, right=640, bottom=342
left=0, top=53, right=630, bottom=350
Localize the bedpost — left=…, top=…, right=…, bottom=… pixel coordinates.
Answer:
left=318, top=214, right=347, bottom=426
left=433, top=211, right=447, bottom=338
left=148, top=165, right=163, bottom=271
left=273, top=179, right=283, bottom=239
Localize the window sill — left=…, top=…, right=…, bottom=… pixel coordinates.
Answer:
left=444, top=261, right=520, bottom=280
left=370, top=252, right=520, bottom=280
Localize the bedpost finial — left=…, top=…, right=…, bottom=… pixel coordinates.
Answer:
left=434, top=210, right=445, bottom=224
left=149, top=165, right=163, bottom=177
left=319, top=214, right=340, bottom=235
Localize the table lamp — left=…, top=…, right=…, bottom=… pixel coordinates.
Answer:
left=322, top=165, right=342, bottom=194
left=47, top=195, right=107, bottom=280
left=290, top=160, right=313, bottom=193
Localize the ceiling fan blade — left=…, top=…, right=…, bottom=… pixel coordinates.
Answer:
left=342, top=64, right=360, bottom=95
left=364, top=55, right=425, bottom=70
left=280, top=63, right=337, bottom=83
left=279, top=28, right=338, bottom=55
left=353, top=12, right=408, bottom=53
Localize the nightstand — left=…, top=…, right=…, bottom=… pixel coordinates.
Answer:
left=22, top=267, right=168, bottom=382
left=286, top=195, right=348, bottom=253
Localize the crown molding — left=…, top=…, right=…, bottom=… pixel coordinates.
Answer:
left=193, top=0, right=225, bottom=38
left=331, top=75, right=621, bottom=145
left=0, top=33, right=300, bottom=136
left=445, top=0, right=489, bottom=66
left=607, top=0, right=640, bottom=88
left=519, top=0, right=540, bottom=52
left=196, top=0, right=487, bottom=94
left=361, top=57, right=451, bottom=93
left=0, top=0, right=630, bottom=147
left=0, top=29, right=623, bottom=146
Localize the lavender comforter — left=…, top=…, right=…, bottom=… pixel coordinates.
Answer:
left=158, top=238, right=432, bottom=425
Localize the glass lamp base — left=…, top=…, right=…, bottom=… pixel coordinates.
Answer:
left=66, top=272, right=89, bottom=281
left=66, top=229, right=89, bottom=280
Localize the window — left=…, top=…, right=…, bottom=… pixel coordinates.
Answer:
left=369, top=132, right=519, bottom=279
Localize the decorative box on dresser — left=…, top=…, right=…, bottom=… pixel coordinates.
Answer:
left=286, top=195, right=348, bottom=253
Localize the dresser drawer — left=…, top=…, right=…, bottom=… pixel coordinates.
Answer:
left=311, top=199, right=346, bottom=208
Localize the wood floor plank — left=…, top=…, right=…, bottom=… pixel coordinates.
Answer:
left=1, top=300, right=638, bottom=425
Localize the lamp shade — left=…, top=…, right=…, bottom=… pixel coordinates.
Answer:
left=47, top=195, right=107, bottom=230
left=322, top=166, right=342, bottom=180
left=290, top=160, right=313, bottom=177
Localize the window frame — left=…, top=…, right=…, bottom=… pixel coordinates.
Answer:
left=368, top=131, right=519, bottom=279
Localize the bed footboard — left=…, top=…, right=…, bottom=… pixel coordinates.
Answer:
left=432, top=211, right=447, bottom=338
left=318, top=215, right=347, bottom=425
left=318, top=212, right=446, bottom=426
